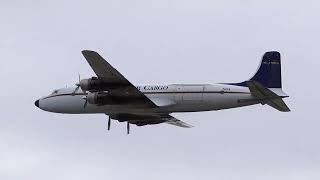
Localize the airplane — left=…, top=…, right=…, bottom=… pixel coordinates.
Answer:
left=35, top=50, right=290, bottom=134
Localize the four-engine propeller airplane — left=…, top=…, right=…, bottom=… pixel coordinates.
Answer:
left=35, top=50, right=290, bottom=134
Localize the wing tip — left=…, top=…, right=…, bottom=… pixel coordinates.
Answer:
left=281, top=107, right=291, bottom=112
left=184, top=124, right=194, bottom=128
left=165, top=119, right=194, bottom=128
left=81, top=50, right=98, bottom=55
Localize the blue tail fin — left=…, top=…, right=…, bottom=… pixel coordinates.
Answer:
left=232, top=51, right=282, bottom=88
left=251, top=51, right=282, bottom=88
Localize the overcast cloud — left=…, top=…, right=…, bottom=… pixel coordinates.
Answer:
left=0, top=0, right=319, bottom=179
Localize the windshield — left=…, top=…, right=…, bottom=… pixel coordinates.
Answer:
left=51, top=90, right=59, bottom=95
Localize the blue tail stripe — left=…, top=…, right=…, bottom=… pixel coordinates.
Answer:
left=228, top=51, right=282, bottom=88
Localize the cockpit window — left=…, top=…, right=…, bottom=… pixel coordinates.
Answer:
left=51, top=90, right=59, bottom=95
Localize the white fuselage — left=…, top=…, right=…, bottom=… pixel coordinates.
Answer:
left=37, top=84, right=259, bottom=115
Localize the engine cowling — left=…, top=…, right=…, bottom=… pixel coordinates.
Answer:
left=79, top=77, right=103, bottom=92
left=86, top=92, right=131, bottom=105
left=87, top=92, right=109, bottom=105
left=79, top=77, right=126, bottom=92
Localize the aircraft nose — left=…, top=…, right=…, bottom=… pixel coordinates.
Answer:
left=35, top=99, right=39, bottom=108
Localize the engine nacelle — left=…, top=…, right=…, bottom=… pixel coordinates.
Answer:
left=79, top=77, right=126, bottom=92
left=87, top=92, right=109, bottom=105
left=79, top=77, right=102, bottom=92
left=86, top=92, right=130, bottom=105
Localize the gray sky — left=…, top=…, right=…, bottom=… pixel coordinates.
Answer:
left=0, top=0, right=319, bottom=179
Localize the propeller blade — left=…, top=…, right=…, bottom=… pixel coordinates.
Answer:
left=72, top=86, right=80, bottom=96
left=127, top=122, right=130, bottom=135
left=82, top=96, right=88, bottom=108
left=72, top=74, right=82, bottom=96
left=83, top=99, right=88, bottom=108
left=108, top=117, right=111, bottom=130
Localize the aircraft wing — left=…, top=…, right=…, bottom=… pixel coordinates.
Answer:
left=82, top=50, right=157, bottom=108
left=109, top=114, right=193, bottom=128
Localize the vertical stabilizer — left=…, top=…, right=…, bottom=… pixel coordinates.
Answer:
left=229, top=51, right=290, bottom=112
left=231, top=51, right=283, bottom=88
left=251, top=51, right=282, bottom=88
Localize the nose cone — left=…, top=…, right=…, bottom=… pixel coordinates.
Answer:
left=35, top=99, right=39, bottom=108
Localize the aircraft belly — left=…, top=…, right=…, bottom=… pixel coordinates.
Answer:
left=204, top=93, right=256, bottom=110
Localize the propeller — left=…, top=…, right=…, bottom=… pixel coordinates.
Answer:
left=127, top=121, right=130, bottom=135
left=82, top=95, right=88, bottom=108
left=72, top=74, right=82, bottom=96
left=108, top=116, right=111, bottom=130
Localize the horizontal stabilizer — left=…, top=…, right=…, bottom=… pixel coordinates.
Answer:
left=266, top=98, right=290, bottom=112
left=246, top=81, right=290, bottom=112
